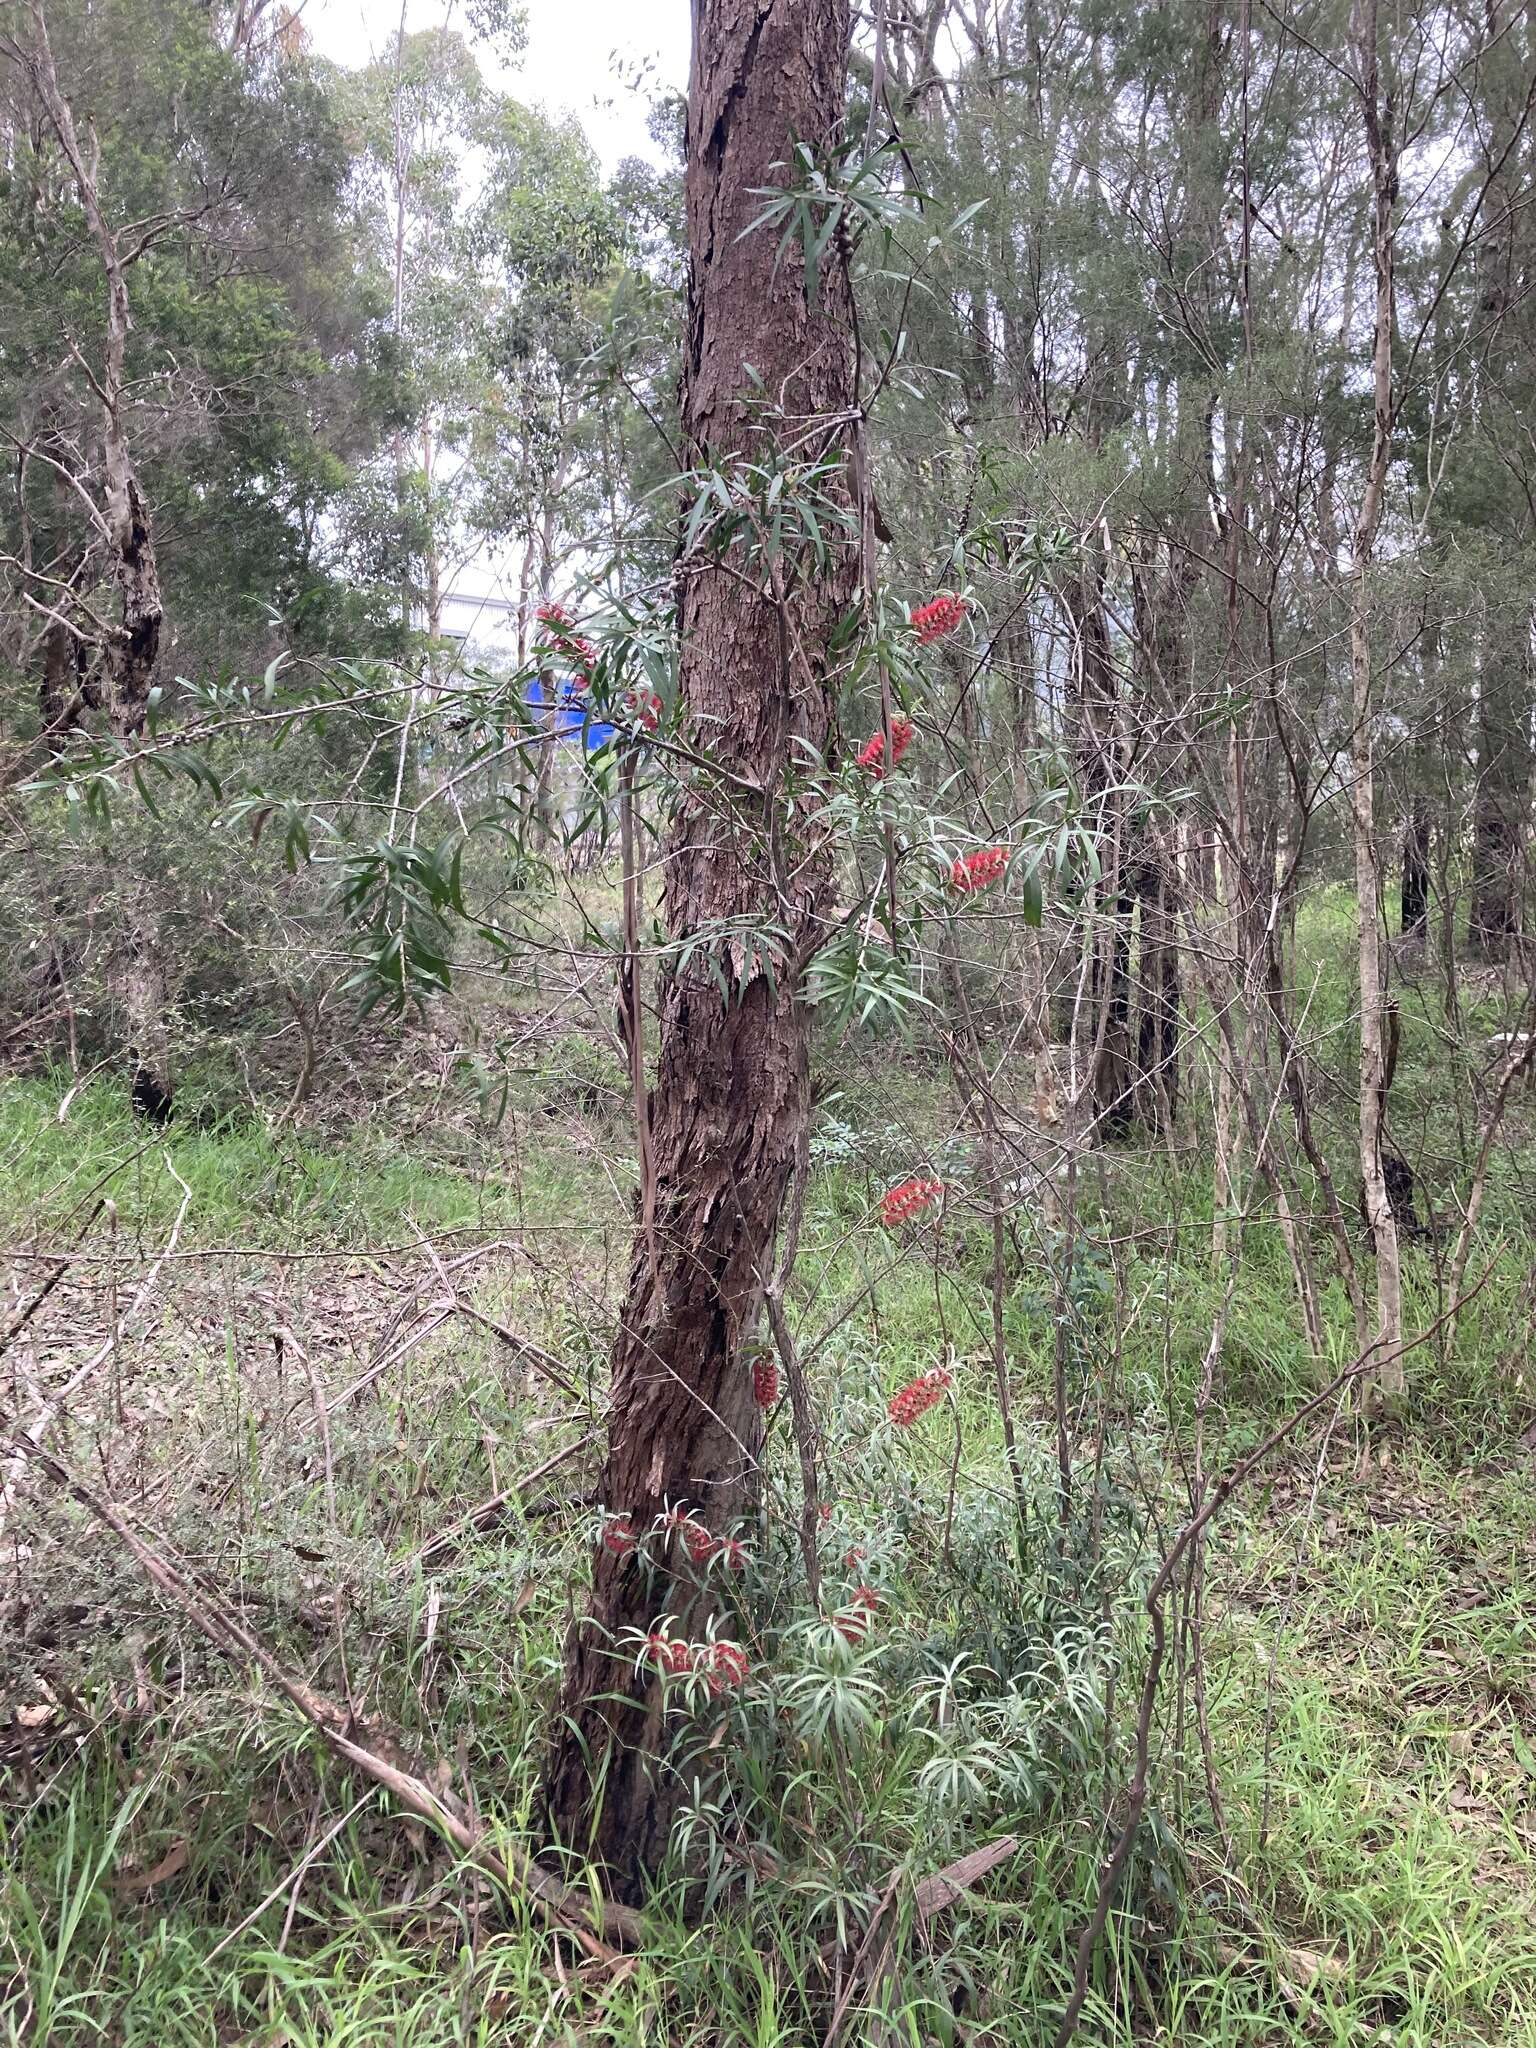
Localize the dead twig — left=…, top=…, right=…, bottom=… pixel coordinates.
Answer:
left=4, top=1417, right=643, bottom=1959
left=399, top=1429, right=600, bottom=1574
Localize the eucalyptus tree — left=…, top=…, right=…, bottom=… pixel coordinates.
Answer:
left=541, top=0, right=861, bottom=1891
left=0, top=0, right=392, bottom=1099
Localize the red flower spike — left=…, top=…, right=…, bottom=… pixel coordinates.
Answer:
left=911, top=594, right=968, bottom=645
left=818, top=1504, right=834, bottom=1527
left=751, top=1352, right=779, bottom=1409
left=602, top=1516, right=637, bottom=1557
left=625, top=688, right=663, bottom=733
left=856, top=715, right=915, bottom=778
left=950, top=847, right=1009, bottom=894
left=702, top=1642, right=750, bottom=1695
left=843, top=1545, right=867, bottom=1568
left=679, top=1517, right=717, bottom=1565
left=879, top=1178, right=943, bottom=1228
left=888, top=1366, right=953, bottom=1429
left=647, top=1632, right=693, bottom=1676
left=718, top=1536, right=749, bottom=1572
left=834, top=1589, right=879, bottom=1643
left=535, top=601, right=598, bottom=688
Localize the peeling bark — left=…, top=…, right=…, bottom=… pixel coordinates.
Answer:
left=541, top=0, right=856, bottom=1894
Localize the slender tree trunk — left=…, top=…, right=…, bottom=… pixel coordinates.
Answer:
left=1348, top=0, right=1404, bottom=1402
left=1400, top=796, right=1431, bottom=941
left=541, top=0, right=856, bottom=1896
left=25, top=4, right=172, bottom=1114
left=1133, top=835, right=1181, bottom=1132
left=1469, top=645, right=1529, bottom=955
left=25, top=4, right=162, bottom=735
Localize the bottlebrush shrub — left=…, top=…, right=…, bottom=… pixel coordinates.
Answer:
left=833, top=1584, right=880, bottom=1642
left=880, top=1177, right=943, bottom=1227
left=650, top=1383, right=1147, bottom=1988
left=910, top=593, right=968, bottom=644
left=534, top=600, right=599, bottom=687
left=644, top=1630, right=695, bottom=1677
left=855, top=715, right=914, bottom=777
left=699, top=1641, right=751, bottom=1695
left=950, top=846, right=1009, bottom=893
left=630, top=1625, right=752, bottom=1696
left=888, top=1366, right=952, bottom=1427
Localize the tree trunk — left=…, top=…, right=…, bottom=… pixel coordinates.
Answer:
left=541, top=0, right=856, bottom=1898
left=1348, top=0, right=1404, bottom=1404
left=1469, top=648, right=1529, bottom=955
left=1132, top=835, right=1181, bottom=1132
left=25, top=4, right=162, bottom=737
left=1400, top=796, right=1431, bottom=941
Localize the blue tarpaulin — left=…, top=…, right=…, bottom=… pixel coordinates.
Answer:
left=527, top=676, right=616, bottom=751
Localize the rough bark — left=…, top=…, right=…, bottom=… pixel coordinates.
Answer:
left=1062, top=559, right=1134, bottom=1136
left=1132, top=836, right=1181, bottom=1133
left=541, top=0, right=856, bottom=1897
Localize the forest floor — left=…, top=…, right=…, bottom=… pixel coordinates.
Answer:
left=4, top=913, right=1536, bottom=2046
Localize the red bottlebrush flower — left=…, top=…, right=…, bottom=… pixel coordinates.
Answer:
left=818, top=1504, right=834, bottom=1527
left=888, top=1366, right=952, bottom=1428
left=646, top=1632, right=693, bottom=1676
left=834, top=1587, right=879, bottom=1643
left=856, top=715, right=915, bottom=778
left=843, top=1545, right=867, bottom=1568
left=751, top=1352, right=779, bottom=1409
left=717, top=1536, right=749, bottom=1572
left=535, top=601, right=597, bottom=687
left=911, top=594, right=968, bottom=645
left=879, top=1177, right=943, bottom=1228
left=950, top=846, right=1009, bottom=894
left=679, top=1517, right=717, bottom=1564
left=625, top=688, right=663, bottom=732
left=701, top=1641, right=750, bottom=1695
left=601, top=1516, right=637, bottom=1557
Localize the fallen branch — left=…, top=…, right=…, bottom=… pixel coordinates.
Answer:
left=412, top=1224, right=586, bottom=1403
left=4, top=1417, right=643, bottom=1959
left=399, top=1428, right=599, bottom=1574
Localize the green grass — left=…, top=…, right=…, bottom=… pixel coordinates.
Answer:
left=5, top=1034, right=1536, bottom=2046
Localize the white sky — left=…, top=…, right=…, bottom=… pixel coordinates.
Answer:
left=299, top=0, right=692, bottom=174
left=297, top=0, right=692, bottom=634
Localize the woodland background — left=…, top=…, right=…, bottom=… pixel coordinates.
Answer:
left=3, top=0, right=1536, bottom=2043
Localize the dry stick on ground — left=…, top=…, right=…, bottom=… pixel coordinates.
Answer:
left=399, top=1428, right=600, bottom=1574
left=0, top=1161, right=190, bottom=1542
left=408, top=1222, right=587, bottom=1404
left=0, top=1241, right=84, bottom=1356
left=4, top=1418, right=642, bottom=1959
left=821, top=1837, right=1020, bottom=2048
left=1050, top=1262, right=1501, bottom=2048
left=203, top=1790, right=378, bottom=1966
